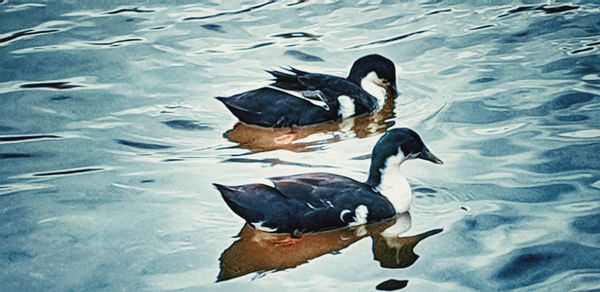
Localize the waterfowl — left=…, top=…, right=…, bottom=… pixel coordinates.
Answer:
left=214, top=128, right=443, bottom=235
left=216, top=54, right=397, bottom=128
left=223, top=88, right=397, bottom=152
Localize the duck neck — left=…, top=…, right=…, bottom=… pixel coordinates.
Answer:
left=366, top=155, right=413, bottom=213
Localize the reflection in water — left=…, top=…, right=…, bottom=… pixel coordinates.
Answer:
left=224, top=95, right=396, bottom=152
left=376, top=279, right=409, bottom=291
left=217, top=213, right=442, bottom=282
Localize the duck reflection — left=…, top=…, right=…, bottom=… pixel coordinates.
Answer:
left=223, top=94, right=396, bottom=152
left=217, top=213, right=442, bottom=282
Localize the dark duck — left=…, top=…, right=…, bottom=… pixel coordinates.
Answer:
left=216, top=54, right=397, bottom=128
left=214, top=128, right=443, bottom=235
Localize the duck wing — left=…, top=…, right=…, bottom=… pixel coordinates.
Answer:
left=267, top=67, right=378, bottom=114
left=267, top=68, right=337, bottom=105
left=216, top=87, right=337, bottom=127
left=268, top=173, right=363, bottom=208
left=269, top=173, right=397, bottom=223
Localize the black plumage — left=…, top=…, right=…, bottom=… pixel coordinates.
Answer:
left=216, top=88, right=336, bottom=127
left=215, top=54, right=397, bottom=128
left=214, top=128, right=444, bottom=234
left=215, top=173, right=395, bottom=234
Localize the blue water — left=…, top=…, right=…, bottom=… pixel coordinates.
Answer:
left=1, top=1, right=599, bottom=291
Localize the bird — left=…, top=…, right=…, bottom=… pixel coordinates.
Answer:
left=215, top=54, right=397, bottom=128
left=213, top=128, right=443, bottom=235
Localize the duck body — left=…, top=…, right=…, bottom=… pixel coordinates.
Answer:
left=217, top=87, right=336, bottom=128
left=216, top=55, right=397, bottom=128
left=215, top=173, right=396, bottom=234
left=215, top=128, right=443, bottom=234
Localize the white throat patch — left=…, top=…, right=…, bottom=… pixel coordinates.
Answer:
left=376, top=149, right=413, bottom=213
left=360, top=71, right=386, bottom=108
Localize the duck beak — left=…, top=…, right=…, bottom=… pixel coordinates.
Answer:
left=420, top=147, right=443, bottom=165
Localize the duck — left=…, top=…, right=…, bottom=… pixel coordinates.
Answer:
left=213, top=128, right=443, bottom=235
left=215, top=54, right=397, bottom=128
left=222, top=83, right=398, bottom=152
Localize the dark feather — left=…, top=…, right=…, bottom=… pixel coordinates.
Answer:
left=215, top=88, right=336, bottom=127
left=214, top=172, right=397, bottom=234
left=217, top=66, right=379, bottom=127
left=270, top=173, right=396, bottom=223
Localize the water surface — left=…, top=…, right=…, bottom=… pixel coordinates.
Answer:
left=1, top=1, right=599, bottom=291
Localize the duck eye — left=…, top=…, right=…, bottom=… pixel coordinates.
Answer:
left=382, top=79, right=390, bottom=85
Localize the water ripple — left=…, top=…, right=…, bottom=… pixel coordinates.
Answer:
left=0, top=183, right=53, bottom=196
left=498, top=4, right=579, bottom=18
left=425, top=9, right=451, bottom=16
left=20, top=81, right=83, bottom=90
left=106, top=7, right=155, bottom=15
left=284, top=50, right=324, bottom=62
left=0, top=29, right=59, bottom=45
left=271, top=32, right=321, bottom=40
left=201, top=24, right=224, bottom=33
left=181, top=0, right=275, bottom=21
left=223, top=157, right=334, bottom=169
left=88, top=37, right=145, bottom=47
left=493, top=241, right=599, bottom=289
left=32, top=167, right=105, bottom=177
left=469, top=24, right=495, bottom=31
left=345, top=29, right=430, bottom=50
left=116, top=139, right=173, bottom=150
left=162, top=120, right=211, bottom=131
left=0, top=134, right=61, bottom=143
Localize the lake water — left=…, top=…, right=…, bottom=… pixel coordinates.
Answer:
left=1, top=1, right=599, bottom=291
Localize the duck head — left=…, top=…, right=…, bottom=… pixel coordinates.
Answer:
left=347, top=54, right=397, bottom=107
left=366, top=128, right=442, bottom=212
left=368, top=128, right=443, bottom=172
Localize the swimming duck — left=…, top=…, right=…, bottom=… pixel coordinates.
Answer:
left=216, top=54, right=397, bottom=128
left=214, top=128, right=443, bottom=234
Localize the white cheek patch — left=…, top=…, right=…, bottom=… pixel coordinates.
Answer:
left=360, top=71, right=386, bottom=108
left=349, top=204, right=369, bottom=226
left=337, top=95, right=355, bottom=118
